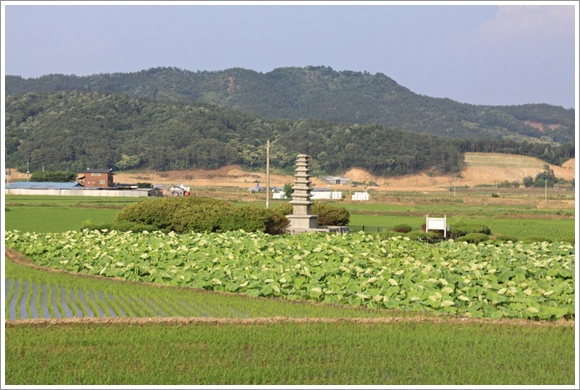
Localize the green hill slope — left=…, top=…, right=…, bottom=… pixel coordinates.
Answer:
left=4, top=91, right=464, bottom=175
left=5, top=66, right=575, bottom=143
left=5, top=90, right=574, bottom=175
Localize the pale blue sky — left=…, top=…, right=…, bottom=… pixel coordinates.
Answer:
left=2, top=1, right=577, bottom=108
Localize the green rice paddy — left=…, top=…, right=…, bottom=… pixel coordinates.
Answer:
left=3, top=193, right=576, bottom=385
left=5, top=320, right=574, bottom=385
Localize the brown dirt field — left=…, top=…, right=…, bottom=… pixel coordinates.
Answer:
left=107, top=154, right=575, bottom=193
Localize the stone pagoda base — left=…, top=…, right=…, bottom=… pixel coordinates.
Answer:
left=286, top=214, right=318, bottom=233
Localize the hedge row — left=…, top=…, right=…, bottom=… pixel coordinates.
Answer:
left=110, top=198, right=351, bottom=235
left=273, top=202, right=350, bottom=226
left=114, top=197, right=289, bottom=234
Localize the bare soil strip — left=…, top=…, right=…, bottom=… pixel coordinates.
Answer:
left=7, top=155, right=574, bottom=192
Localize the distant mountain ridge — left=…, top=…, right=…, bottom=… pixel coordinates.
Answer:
left=5, top=65, right=575, bottom=143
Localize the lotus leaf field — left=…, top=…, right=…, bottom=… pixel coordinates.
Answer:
left=5, top=229, right=575, bottom=321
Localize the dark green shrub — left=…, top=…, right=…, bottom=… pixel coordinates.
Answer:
left=456, top=233, right=490, bottom=244
left=274, top=202, right=350, bottom=226
left=393, top=224, right=412, bottom=233
left=283, top=183, right=294, bottom=199
left=114, top=197, right=288, bottom=234
left=219, top=206, right=289, bottom=234
left=421, top=223, right=449, bottom=239
left=115, top=197, right=224, bottom=232
left=262, top=209, right=291, bottom=235
left=313, top=203, right=350, bottom=226
left=407, top=231, right=440, bottom=241
left=523, top=176, right=534, bottom=188
left=167, top=198, right=230, bottom=233
left=448, top=223, right=491, bottom=239
left=494, top=235, right=519, bottom=243
left=30, top=171, right=76, bottom=182
left=274, top=203, right=293, bottom=216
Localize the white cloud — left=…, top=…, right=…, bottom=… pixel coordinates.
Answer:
left=478, top=5, right=575, bottom=41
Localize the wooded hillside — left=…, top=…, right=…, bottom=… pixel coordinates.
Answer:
left=6, top=66, right=575, bottom=143
left=4, top=91, right=574, bottom=176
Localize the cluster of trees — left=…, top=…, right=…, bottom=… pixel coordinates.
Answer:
left=6, top=65, right=574, bottom=143
left=522, top=165, right=573, bottom=188
left=29, top=171, right=76, bottom=182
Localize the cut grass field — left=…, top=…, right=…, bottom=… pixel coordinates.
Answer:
left=2, top=193, right=577, bottom=385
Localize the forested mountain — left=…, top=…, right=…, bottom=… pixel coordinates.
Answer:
left=5, top=66, right=575, bottom=144
left=4, top=91, right=573, bottom=175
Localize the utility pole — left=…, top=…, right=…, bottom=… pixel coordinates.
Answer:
left=266, top=140, right=271, bottom=208
left=452, top=176, right=456, bottom=197
left=544, top=179, right=547, bottom=201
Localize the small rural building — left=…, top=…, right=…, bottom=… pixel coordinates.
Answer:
left=5, top=181, right=81, bottom=196
left=320, top=175, right=351, bottom=185
left=272, top=190, right=287, bottom=199
left=77, top=169, right=114, bottom=188
left=247, top=182, right=265, bottom=193
left=311, top=188, right=343, bottom=200
left=4, top=181, right=152, bottom=197
left=351, top=191, right=370, bottom=201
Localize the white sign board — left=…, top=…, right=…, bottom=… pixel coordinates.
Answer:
left=425, top=215, right=447, bottom=238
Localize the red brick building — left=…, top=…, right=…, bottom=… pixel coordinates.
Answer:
left=77, top=169, right=115, bottom=188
